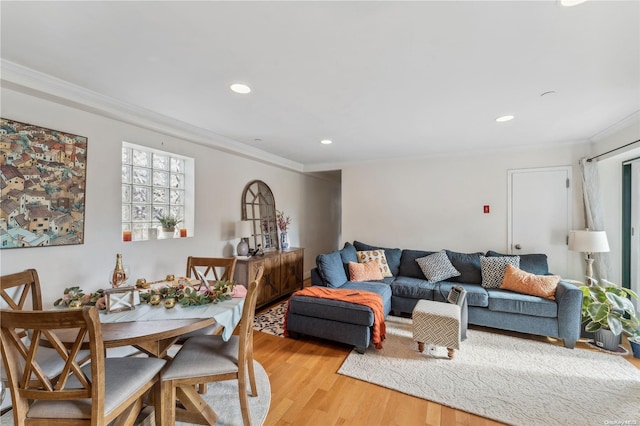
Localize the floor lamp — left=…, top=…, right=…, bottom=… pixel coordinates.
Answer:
left=568, top=229, right=610, bottom=286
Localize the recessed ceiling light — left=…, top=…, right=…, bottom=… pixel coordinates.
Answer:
left=496, top=115, right=515, bottom=123
left=560, top=0, right=588, bottom=7
left=230, top=83, right=251, bottom=94
left=320, top=139, right=333, bottom=145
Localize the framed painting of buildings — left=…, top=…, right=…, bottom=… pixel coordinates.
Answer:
left=0, top=118, right=88, bottom=249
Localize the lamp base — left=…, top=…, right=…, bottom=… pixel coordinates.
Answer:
left=237, top=240, right=249, bottom=257
left=584, top=255, right=595, bottom=286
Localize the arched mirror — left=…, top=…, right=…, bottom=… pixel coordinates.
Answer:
left=241, top=180, right=279, bottom=250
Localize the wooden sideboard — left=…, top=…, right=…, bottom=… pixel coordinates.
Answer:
left=233, top=248, right=304, bottom=308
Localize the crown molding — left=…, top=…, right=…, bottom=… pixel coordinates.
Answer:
left=589, top=110, right=640, bottom=143
left=0, top=59, right=304, bottom=172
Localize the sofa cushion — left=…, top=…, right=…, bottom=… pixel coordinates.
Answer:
left=431, top=281, right=489, bottom=307
left=349, top=261, right=384, bottom=282
left=390, top=276, right=437, bottom=300
left=415, top=250, right=461, bottom=283
left=445, top=250, right=483, bottom=284
left=356, top=250, right=393, bottom=277
left=487, top=288, right=558, bottom=318
left=500, top=264, right=560, bottom=300
left=399, top=249, right=436, bottom=279
left=316, top=250, right=348, bottom=288
left=480, top=255, right=520, bottom=288
left=486, top=250, right=549, bottom=275
left=353, top=241, right=402, bottom=276
left=341, top=242, right=358, bottom=278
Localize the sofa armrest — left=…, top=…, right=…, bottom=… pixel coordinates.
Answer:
left=555, top=280, right=583, bottom=347
left=310, top=267, right=327, bottom=287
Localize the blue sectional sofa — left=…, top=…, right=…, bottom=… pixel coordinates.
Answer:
left=285, top=241, right=583, bottom=353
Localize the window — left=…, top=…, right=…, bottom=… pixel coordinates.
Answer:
left=121, top=142, right=194, bottom=241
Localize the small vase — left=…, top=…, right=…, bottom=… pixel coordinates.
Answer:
left=280, top=232, right=290, bottom=250
left=629, top=338, right=640, bottom=359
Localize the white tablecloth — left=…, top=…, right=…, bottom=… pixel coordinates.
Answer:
left=99, top=298, right=245, bottom=341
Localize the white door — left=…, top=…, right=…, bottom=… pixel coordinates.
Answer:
left=508, top=167, right=572, bottom=277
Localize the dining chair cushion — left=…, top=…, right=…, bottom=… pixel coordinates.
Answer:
left=26, top=357, right=166, bottom=419
left=162, top=335, right=239, bottom=381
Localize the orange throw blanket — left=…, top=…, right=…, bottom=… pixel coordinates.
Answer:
left=283, top=287, right=386, bottom=349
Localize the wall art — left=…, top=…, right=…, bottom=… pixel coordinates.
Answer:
left=0, top=118, right=88, bottom=248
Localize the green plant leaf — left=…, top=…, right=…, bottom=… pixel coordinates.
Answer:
left=606, top=292, right=635, bottom=314
left=587, top=303, right=609, bottom=323
left=606, top=316, right=623, bottom=335
left=585, top=321, right=602, bottom=332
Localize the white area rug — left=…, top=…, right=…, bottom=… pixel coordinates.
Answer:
left=338, top=316, right=640, bottom=426
left=1, top=361, right=271, bottom=426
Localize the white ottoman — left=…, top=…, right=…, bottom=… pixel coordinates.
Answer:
left=412, top=299, right=461, bottom=359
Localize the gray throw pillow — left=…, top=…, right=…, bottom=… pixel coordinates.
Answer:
left=415, top=250, right=461, bottom=284
left=480, top=255, right=520, bottom=288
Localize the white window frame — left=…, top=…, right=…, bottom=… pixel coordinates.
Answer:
left=121, top=142, right=195, bottom=241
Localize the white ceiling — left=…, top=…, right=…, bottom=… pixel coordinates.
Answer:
left=1, top=1, right=639, bottom=171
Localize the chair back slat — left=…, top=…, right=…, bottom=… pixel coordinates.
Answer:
left=186, top=256, right=237, bottom=283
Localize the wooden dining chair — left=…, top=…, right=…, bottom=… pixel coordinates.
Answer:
left=1, top=269, right=90, bottom=387
left=174, top=257, right=239, bottom=348
left=186, top=256, right=237, bottom=283
left=0, top=307, right=166, bottom=426
left=1, top=269, right=43, bottom=312
left=159, top=269, right=262, bottom=426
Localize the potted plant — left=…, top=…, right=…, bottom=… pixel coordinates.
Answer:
left=579, top=279, right=639, bottom=351
left=157, top=213, right=181, bottom=236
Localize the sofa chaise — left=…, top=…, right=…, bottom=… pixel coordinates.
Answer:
left=285, top=241, right=583, bottom=353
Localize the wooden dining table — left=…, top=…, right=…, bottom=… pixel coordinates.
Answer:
left=48, top=297, right=246, bottom=425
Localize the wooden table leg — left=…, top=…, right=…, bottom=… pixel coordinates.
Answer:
left=175, top=384, right=218, bottom=425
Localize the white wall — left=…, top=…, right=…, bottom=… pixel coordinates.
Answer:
left=595, top=119, right=640, bottom=286
left=0, top=87, right=341, bottom=306
left=342, top=143, right=591, bottom=280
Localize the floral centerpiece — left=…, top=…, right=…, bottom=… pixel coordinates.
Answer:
left=54, top=287, right=105, bottom=310
left=139, top=280, right=235, bottom=306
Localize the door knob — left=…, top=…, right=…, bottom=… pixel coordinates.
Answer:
left=514, top=244, right=522, bottom=250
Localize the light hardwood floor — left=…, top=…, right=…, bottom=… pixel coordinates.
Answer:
left=253, top=292, right=640, bottom=425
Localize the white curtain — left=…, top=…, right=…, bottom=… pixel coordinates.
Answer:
left=580, top=158, right=611, bottom=282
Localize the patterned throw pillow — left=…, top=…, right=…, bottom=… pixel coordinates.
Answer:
left=348, top=261, right=384, bottom=282
left=500, top=264, right=560, bottom=300
left=415, top=250, right=461, bottom=283
left=357, top=250, right=393, bottom=277
left=480, top=256, right=520, bottom=288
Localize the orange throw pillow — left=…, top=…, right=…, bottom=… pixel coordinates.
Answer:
left=349, top=261, right=384, bottom=282
left=500, top=264, right=559, bottom=300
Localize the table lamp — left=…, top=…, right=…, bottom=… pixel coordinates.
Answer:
left=568, top=229, right=610, bottom=285
left=235, top=221, right=252, bottom=256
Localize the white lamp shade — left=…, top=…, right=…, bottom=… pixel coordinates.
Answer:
left=568, top=230, right=610, bottom=253
left=235, top=221, right=252, bottom=238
